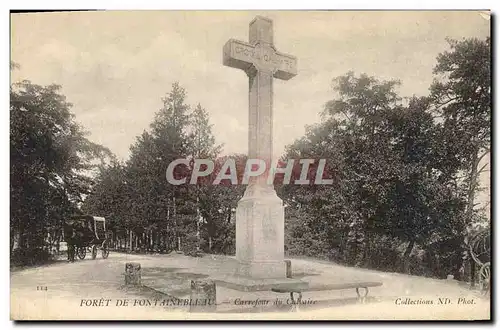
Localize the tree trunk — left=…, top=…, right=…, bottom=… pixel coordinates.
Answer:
left=465, top=147, right=480, bottom=223
left=157, top=232, right=160, bottom=252
left=173, top=196, right=177, bottom=250
left=166, top=200, right=172, bottom=253
left=196, top=196, right=201, bottom=251
left=470, top=259, right=476, bottom=288
left=18, top=221, right=26, bottom=250
left=402, top=240, right=415, bottom=274
left=363, top=230, right=372, bottom=267
left=10, top=228, right=15, bottom=255
left=56, top=235, right=61, bottom=253
left=464, top=148, right=490, bottom=285
left=154, top=232, right=157, bottom=251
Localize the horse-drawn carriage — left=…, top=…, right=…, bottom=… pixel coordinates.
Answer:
left=63, top=215, right=110, bottom=261
left=469, top=227, right=490, bottom=294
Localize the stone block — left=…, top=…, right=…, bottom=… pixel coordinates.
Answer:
left=125, top=262, right=141, bottom=286
left=284, top=259, right=292, bottom=278
left=235, top=193, right=285, bottom=279
left=189, top=279, right=216, bottom=313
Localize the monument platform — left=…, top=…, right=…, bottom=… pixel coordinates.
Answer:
left=140, top=258, right=309, bottom=298
left=212, top=275, right=308, bottom=292
left=142, top=272, right=307, bottom=296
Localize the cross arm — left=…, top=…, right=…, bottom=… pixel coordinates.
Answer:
left=223, top=39, right=255, bottom=72
left=272, top=51, right=297, bottom=80
left=223, top=38, right=297, bottom=80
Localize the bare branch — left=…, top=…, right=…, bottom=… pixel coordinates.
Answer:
left=477, top=163, right=489, bottom=175
left=477, top=148, right=490, bottom=164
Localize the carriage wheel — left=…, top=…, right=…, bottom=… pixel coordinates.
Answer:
left=102, top=242, right=110, bottom=259
left=479, top=262, right=490, bottom=295
left=91, top=245, right=97, bottom=260
left=77, top=246, right=86, bottom=260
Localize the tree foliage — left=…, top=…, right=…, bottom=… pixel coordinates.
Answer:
left=281, top=37, right=490, bottom=278
left=11, top=36, right=490, bottom=283
left=10, top=75, right=112, bottom=265
left=81, top=82, right=232, bottom=255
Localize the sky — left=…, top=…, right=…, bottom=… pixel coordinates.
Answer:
left=10, top=11, right=491, bottom=206
left=10, top=10, right=490, bottom=159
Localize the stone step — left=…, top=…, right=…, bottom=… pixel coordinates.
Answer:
left=213, top=275, right=308, bottom=292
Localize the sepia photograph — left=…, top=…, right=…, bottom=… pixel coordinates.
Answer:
left=9, top=9, right=491, bottom=321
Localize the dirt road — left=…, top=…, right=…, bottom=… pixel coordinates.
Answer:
left=10, top=252, right=491, bottom=320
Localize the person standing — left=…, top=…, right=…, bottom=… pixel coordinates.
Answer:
left=64, top=222, right=76, bottom=262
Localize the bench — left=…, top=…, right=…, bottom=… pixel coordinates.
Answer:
left=271, top=281, right=383, bottom=309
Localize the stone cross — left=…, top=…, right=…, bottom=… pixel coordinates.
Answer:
left=223, top=16, right=297, bottom=195
left=223, top=16, right=297, bottom=279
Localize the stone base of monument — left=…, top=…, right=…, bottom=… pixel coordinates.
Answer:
left=237, top=260, right=287, bottom=279
left=207, top=254, right=308, bottom=292
left=206, top=190, right=310, bottom=292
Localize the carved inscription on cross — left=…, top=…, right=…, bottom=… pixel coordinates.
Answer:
left=223, top=16, right=297, bottom=194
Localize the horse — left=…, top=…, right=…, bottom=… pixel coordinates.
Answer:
left=63, top=219, right=96, bottom=262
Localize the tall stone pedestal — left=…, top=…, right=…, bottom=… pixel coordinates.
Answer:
left=235, top=189, right=285, bottom=279
left=221, top=16, right=303, bottom=290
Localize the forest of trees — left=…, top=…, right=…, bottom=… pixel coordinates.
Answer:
left=10, top=37, right=490, bottom=282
